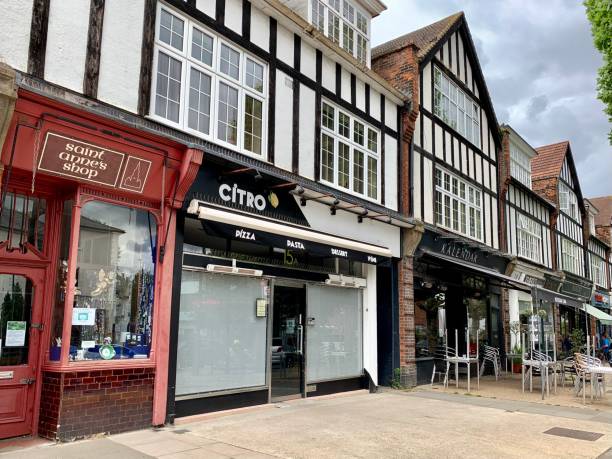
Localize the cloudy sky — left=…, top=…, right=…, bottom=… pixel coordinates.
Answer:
left=372, top=0, right=611, bottom=198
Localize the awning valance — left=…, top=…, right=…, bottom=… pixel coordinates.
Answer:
left=583, top=304, right=612, bottom=325
left=187, top=201, right=392, bottom=264
left=532, top=286, right=584, bottom=309
left=419, top=249, right=530, bottom=292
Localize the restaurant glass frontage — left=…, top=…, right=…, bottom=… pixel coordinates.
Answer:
left=413, top=230, right=525, bottom=385
left=167, top=159, right=399, bottom=419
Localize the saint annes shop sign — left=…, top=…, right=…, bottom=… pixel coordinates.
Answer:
left=38, top=132, right=152, bottom=193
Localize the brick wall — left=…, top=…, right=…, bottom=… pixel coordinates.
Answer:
left=39, top=368, right=155, bottom=441
left=398, top=256, right=417, bottom=386
left=372, top=44, right=419, bottom=216
left=38, top=372, right=62, bottom=439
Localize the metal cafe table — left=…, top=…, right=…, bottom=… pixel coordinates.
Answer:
left=447, top=329, right=480, bottom=393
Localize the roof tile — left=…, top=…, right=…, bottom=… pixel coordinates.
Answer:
left=372, top=12, right=464, bottom=60
left=590, top=196, right=612, bottom=227
left=532, top=141, right=569, bottom=180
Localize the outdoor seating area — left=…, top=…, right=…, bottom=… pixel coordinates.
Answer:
left=425, top=328, right=612, bottom=408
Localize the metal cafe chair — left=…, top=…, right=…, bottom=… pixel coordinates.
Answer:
left=479, top=345, right=502, bottom=380
left=431, top=344, right=456, bottom=387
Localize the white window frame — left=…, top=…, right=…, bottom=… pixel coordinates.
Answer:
left=516, top=214, right=542, bottom=263
left=433, top=67, right=481, bottom=148
left=591, top=255, right=605, bottom=287
left=510, top=142, right=532, bottom=188
left=559, top=182, right=578, bottom=220
left=309, top=0, right=370, bottom=65
left=150, top=4, right=268, bottom=159
left=434, top=167, right=483, bottom=242
left=319, top=100, right=380, bottom=202
left=561, top=238, right=580, bottom=275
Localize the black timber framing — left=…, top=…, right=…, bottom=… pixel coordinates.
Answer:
left=83, top=0, right=105, bottom=99
left=27, top=0, right=50, bottom=78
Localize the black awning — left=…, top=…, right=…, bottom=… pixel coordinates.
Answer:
left=532, top=286, right=584, bottom=309
left=419, top=249, right=531, bottom=292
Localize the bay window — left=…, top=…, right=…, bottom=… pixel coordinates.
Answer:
left=435, top=167, right=482, bottom=241
left=152, top=5, right=267, bottom=157
left=66, top=201, right=157, bottom=361
left=310, top=0, right=370, bottom=65
left=517, top=214, right=542, bottom=263
left=320, top=101, right=380, bottom=201
left=434, top=67, right=480, bottom=148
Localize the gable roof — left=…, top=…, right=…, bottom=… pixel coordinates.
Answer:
left=371, top=12, right=463, bottom=60
left=590, top=196, right=612, bottom=227
left=532, top=141, right=569, bottom=180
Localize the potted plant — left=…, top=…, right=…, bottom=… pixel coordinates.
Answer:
left=511, top=343, right=522, bottom=373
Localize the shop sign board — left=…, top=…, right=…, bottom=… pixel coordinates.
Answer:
left=38, top=132, right=151, bottom=193
left=592, top=290, right=611, bottom=309
left=417, top=230, right=508, bottom=274
left=559, top=273, right=593, bottom=302
left=188, top=162, right=309, bottom=226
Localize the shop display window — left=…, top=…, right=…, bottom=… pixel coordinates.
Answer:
left=306, top=285, right=362, bottom=382
left=67, top=201, right=157, bottom=361
left=0, top=192, right=46, bottom=252
left=49, top=201, right=73, bottom=361
left=176, top=272, right=268, bottom=395
left=415, top=292, right=445, bottom=358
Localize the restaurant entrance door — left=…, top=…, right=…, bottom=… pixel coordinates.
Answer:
left=271, top=285, right=305, bottom=401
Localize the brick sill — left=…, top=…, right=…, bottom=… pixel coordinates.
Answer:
left=42, top=360, right=156, bottom=372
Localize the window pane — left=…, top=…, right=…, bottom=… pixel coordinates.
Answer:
left=191, top=28, right=213, bottom=66
left=444, top=195, right=451, bottom=227
left=367, top=156, right=377, bottom=199
left=328, top=13, right=340, bottom=44
left=338, top=142, right=350, bottom=188
left=244, top=95, right=263, bottom=154
left=176, top=272, right=268, bottom=394
left=70, top=202, right=156, bottom=361
left=322, top=103, right=335, bottom=130
left=356, top=12, right=367, bottom=34
left=159, top=9, right=184, bottom=51
left=343, top=0, right=355, bottom=22
left=217, top=82, right=239, bottom=145
left=353, top=149, right=364, bottom=193
left=342, top=23, right=354, bottom=53
left=321, top=134, right=335, bottom=182
left=220, top=43, right=240, bottom=79
left=367, top=129, right=377, bottom=153
left=312, top=0, right=325, bottom=33
left=353, top=121, right=364, bottom=145
left=339, top=112, right=350, bottom=137
left=245, top=58, right=264, bottom=92
left=357, top=34, right=367, bottom=64
left=435, top=191, right=443, bottom=224
left=452, top=198, right=459, bottom=230
left=187, top=67, right=211, bottom=134
left=155, top=52, right=182, bottom=122
left=0, top=275, right=33, bottom=366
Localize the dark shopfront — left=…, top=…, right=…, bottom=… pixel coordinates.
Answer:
left=413, top=230, right=527, bottom=385
left=166, top=159, right=402, bottom=420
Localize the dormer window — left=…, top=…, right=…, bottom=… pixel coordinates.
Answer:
left=310, top=0, right=370, bottom=65
left=510, top=142, right=532, bottom=188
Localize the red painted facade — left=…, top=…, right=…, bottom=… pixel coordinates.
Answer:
left=0, top=89, right=202, bottom=439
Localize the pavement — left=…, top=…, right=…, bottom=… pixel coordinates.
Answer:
left=1, top=389, right=612, bottom=459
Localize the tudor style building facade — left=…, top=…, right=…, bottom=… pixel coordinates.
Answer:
left=0, top=0, right=422, bottom=441
left=372, top=13, right=525, bottom=386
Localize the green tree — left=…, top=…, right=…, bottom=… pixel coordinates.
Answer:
left=584, top=0, right=612, bottom=143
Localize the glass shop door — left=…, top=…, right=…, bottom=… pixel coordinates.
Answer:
left=270, top=285, right=306, bottom=401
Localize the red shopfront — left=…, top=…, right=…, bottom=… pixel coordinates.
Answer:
left=0, top=90, right=201, bottom=441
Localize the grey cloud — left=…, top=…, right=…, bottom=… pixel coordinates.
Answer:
left=526, top=95, right=549, bottom=119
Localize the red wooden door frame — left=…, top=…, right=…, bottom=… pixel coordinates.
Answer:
left=0, top=265, right=45, bottom=439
